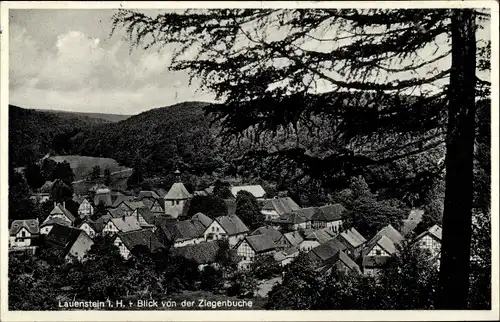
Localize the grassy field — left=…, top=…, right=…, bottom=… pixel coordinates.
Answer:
left=50, top=155, right=131, bottom=181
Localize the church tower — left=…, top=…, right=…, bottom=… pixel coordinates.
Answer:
left=164, top=170, right=192, bottom=219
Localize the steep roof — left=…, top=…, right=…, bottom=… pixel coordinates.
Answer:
left=304, top=228, right=336, bottom=244
left=111, top=196, right=136, bottom=208
left=45, top=224, right=85, bottom=256
left=250, top=226, right=283, bottom=243
left=271, top=212, right=308, bottom=225
left=136, top=208, right=156, bottom=225
left=415, top=224, right=443, bottom=242
left=377, top=235, right=398, bottom=255
left=137, top=190, right=160, bottom=200
left=165, top=182, right=193, bottom=200
left=378, top=224, right=404, bottom=244
left=318, top=250, right=361, bottom=274
left=170, top=241, right=221, bottom=264
left=123, top=200, right=146, bottom=210
left=109, top=216, right=143, bottom=233
left=311, top=204, right=346, bottom=222
left=216, top=215, right=249, bottom=236
left=77, top=218, right=101, bottom=232
left=363, top=225, right=404, bottom=257
left=283, top=231, right=304, bottom=247
left=107, top=208, right=125, bottom=218
left=50, top=204, right=76, bottom=223
left=245, top=234, right=277, bottom=253
left=10, top=219, right=39, bottom=236
left=150, top=198, right=165, bottom=211
left=41, top=217, right=71, bottom=228
left=340, top=228, right=367, bottom=248
left=160, top=220, right=206, bottom=242
left=231, top=185, right=266, bottom=198
left=292, top=207, right=316, bottom=221
left=117, top=229, right=164, bottom=253
left=261, top=197, right=300, bottom=215
left=191, top=212, right=213, bottom=228
left=309, top=237, right=347, bottom=262
left=155, top=188, right=168, bottom=198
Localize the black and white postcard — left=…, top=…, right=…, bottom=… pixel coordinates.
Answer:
left=1, top=1, right=498, bottom=321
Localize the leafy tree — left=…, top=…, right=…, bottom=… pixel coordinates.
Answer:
left=49, top=161, right=75, bottom=185
left=8, top=169, right=44, bottom=222
left=104, top=167, right=112, bottom=186
left=251, top=254, right=282, bottom=280
left=25, top=161, right=46, bottom=190
left=235, top=190, right=265, bottom=230
left=213, top=180, right=232, bottom=199
left=186, top=195, right=228, bottom=219
left=110, top=8, right=490, bottom=307
left=125, top=246, right=162, bottom=296
left=226, top=270, right=258, bottom=298
left=200, top=265, right=224, bottom=292
left=214, top=239, right=238, bottom=275
left=50, top=179, right=74, bottom=203
left=90, top=165, right=101, bottom=180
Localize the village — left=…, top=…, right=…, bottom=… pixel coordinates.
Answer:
left=9, top=167, right=443, bottom=294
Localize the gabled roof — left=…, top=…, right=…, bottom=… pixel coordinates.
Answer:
left=261, top=197, right=300, bottom=215
left=283, top=231, right=304, bottom=247
left=170, top=241, right=221, bottom=264
left=155, top=188, right=168, bottom=198
left=231, top=185, right=266, bottom=198
left=107, top=208, right=125, bottom=218
left=216, top=215, right=249, bottom=236
left=291, top=207, right=316, bottom=221
left=111, top=196, right=138, bottom=208
left=250, top=226, right=283, bottom=243
left=363, top=225, right=404, bottom=257
left=340, top=228, right=367, bottom=248
left=137, top=190, right=160, bottom=200
left=150, top=198, right=165, bottom=211
left=165, top=182, right=193, bottom=200
left=309, top=237, right=347, bottom=262
left=45, top=224, right=86, bottom=257
left=41, top=217, right=71, bottom=228
left=108, top=216, right=143, bottom=233
left=160, top=220, right=206, bottom=242
left=191, top=212, right=213, bottom=228
left=311, top=204, right=346, bottom=222
left=245, top=234, right=277, bottom=253
left=271, top=212, right=308, bottom=225
left=318, top=250, right=361, bottom=274
left=77, top=218, right=100, bottom=232
left=377, top=235, right=398, bottom=255
left=50, top=204, right=76, bottom=223
left=135, top=208, right=156, bottom=225
left=304, top=228, right=336, bottom=244
left=415, top=224, right=442, bottom=242
left=116, top=229, right=164, bottom=254
left=10, top=219, right=39, bottom=236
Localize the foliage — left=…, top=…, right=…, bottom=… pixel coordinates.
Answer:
left=226, top=270, right=258, bottom=298
left=186, top=195, right=228, bottom=219
left=91, top=165, right=101, bottom=180
left=235, top=190, right=265, bottom=230
left=200, top=265, right=224, bottom=292
left=104, top=167, right=112, bottom=186
left=25, top=161, right=46, bottom=190
left=50, top=179, right=74, bottom=203
left=250, top=254, right=282, bottom=280
left=214, top=239, right=238, bottom=275
left=212, top=180, right=232, bottom=199
left=49, top=161, right=75, bottom=185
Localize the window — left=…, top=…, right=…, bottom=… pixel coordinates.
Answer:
left=176, top=200, right=180, bottom=205
left=216, top=227, right=219, bottom=232
left=376, top=249, right=382, bottom=255
left=171, top=201, right=175, bottom=206
left=21, top=231, right=26, bottom=237
left=212, top=227, right=215, bottom=232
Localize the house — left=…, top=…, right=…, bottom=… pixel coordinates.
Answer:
left=77, top=218, right=106, bottom=239
left=102, top=216, right=143, bottom=235
left=9, top=219, right=39, bottom=250
left=338, top=227, right=367, bottom=259
left=29, top=193, right=50, bottom=204
left=149, top=198, right=165, bottom=216
left=414, top=224, right=442, bottom=259
left=236, top=234, right=277, bottom=270
left=93, top=190, right=131, bottom=208
left=283, top=231, right=304, bottom=248
left=250, top=226, right=287, bottom=249
left=170, top=241, right=223, bottom=271
left=230, top=185, right=266, bottom=199
left=77, top=198, right=94, bottom=218
left=112, top=200, right=146, bottom=216
left=260, top=197, right=300, bottom=220
left=132, top=208, right=157, bottom=230
left=361, top=224, right=404, bottom=276
left=44, top=224, right=94, bottom=262
left=270, top=212, right=310, bottom=232
left=43, top=202, right=76, bottom=226
left=310, top=204, right=345, bottom=233
left=307, top=237, right=348, bottom=264
left=156, top=217, right=207, bottom=248
left=164, top=181, right=193, bottom=219
left=40, top=218, right=71, bottom=235
left=214, top=215, right=249, bottom=247
left=299, top=228, right=337, bottom=252
left=316, top=250, right=361, bottom=276
left=273, top=247, right=300, bottom=267
left=113, top=229, right=164, bottom=260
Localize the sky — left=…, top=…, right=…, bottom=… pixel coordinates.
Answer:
left=9, top=9, right=216, bottom=115
left=9, top=8, right=490, bottom=115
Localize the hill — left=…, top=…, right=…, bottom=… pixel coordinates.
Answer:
left=49, top=155, right=132, bottom=181
left=38, top=109, right=133, bottom=123
left=8, top=105, right=109, bottom=167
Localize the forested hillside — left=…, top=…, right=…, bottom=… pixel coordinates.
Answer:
left=39, top=109, right=133, bottom=123
left=8, top=105, right=109, bottom=167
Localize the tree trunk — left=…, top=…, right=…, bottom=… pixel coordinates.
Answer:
left=437, top=9, right=477, bottom=309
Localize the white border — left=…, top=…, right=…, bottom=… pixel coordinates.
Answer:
left=1, top=1, right=498, bottom=321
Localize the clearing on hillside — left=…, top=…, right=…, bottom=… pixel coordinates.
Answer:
left=49, top=155, right=132, bottom=181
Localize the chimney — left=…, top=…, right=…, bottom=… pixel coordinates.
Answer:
left=63, top=201, right=66, bottom=208
left=122, top=215, right=126, bottom=221
left=54, top=201, right=57, bottom=207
